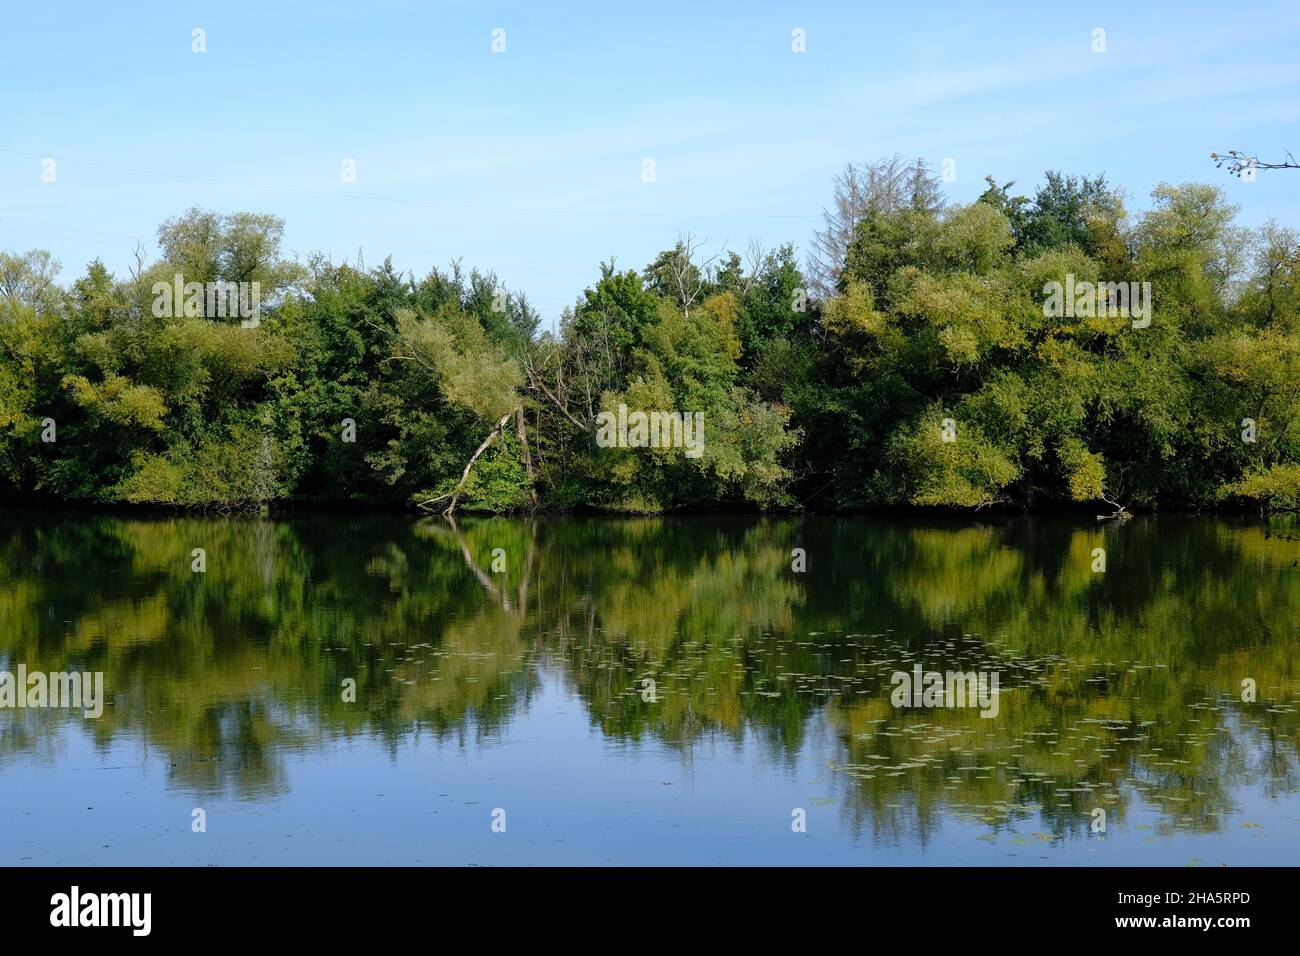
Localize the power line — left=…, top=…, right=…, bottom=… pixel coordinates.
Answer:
left=0, top=147, right=818, bottom=222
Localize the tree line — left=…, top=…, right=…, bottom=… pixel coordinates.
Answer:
left=2, top=157, right=1298, bottom=513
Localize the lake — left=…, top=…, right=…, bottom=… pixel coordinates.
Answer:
left=1, top=510, right=1297, bottom=865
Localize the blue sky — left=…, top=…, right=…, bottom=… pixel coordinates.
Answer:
left=2, top=0, right=1299, bottom=326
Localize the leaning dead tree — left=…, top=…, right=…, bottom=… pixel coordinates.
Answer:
left=417, top=410, right=517, bottom=515
left=366, top=313, right=540, bottom=517
left=417, top=405, right=548, bottom=515
left=417, top=341, right=599, bottom=516
left=1212, top=150, right=1299, bottom=176
left=1097, top=476, right=1131, bottom=521
left=1097, top=493, right=1131, bottom=521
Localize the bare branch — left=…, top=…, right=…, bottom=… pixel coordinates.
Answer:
left=1211, top=149, right=1300, bottom=176
left=418, top=411, right=514, bottom=515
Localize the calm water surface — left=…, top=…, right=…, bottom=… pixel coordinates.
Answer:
left=2, top=511, right=1298, bottom=865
